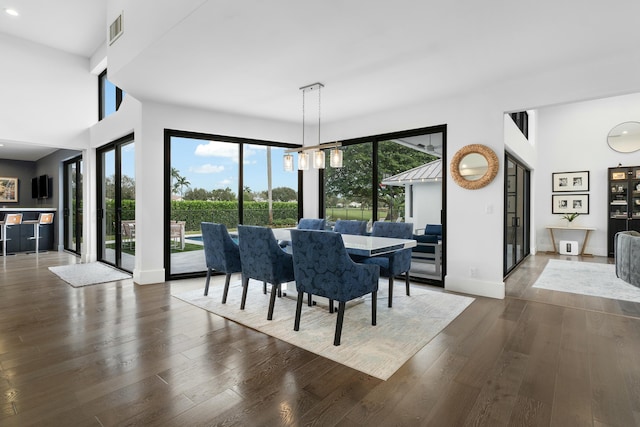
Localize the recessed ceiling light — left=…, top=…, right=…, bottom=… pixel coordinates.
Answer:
left=5, top=8, right=19, bottom=16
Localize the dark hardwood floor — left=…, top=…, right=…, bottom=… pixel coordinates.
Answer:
left=1, top=251, right=639, bottom=426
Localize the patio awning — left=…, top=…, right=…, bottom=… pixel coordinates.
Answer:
left=381, top=159, right=442, bottom=186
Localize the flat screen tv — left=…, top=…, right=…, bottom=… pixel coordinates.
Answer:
left=31, top=177, right=39, bottom=199
left=32, top=175, right=50, bottom=199
left=38, top=174, right=49, bottom=199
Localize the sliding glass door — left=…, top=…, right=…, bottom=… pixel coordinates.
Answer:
left=165, top=131, right=299, bottom=279
left=322, top=127, right=446, bottom=284
left=97, top=134, right=135, bottom=272
left=63, top=156, right=83, bottom=254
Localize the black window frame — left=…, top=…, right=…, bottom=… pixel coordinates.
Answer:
left=163, top=128, right=301, bottom=280
left=98, top=69, right=124, bottom=120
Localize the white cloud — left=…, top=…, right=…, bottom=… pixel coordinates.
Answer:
left=191, top=164, right=225, bottom=174
left=195, top=141, right=239, bottom=158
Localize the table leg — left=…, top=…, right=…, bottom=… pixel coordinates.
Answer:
left=547, top=228, right=558, bottom=254
left=580, top=229, right=594, bottom=257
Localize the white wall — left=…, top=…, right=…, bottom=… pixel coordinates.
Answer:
left=0, top=33, right=95, bottom=149
left=407, top=182, right=442, bottom=231
left=535, top=92, right=640, bottom=256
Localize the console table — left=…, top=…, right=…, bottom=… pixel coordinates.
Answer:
left=545, top=225, right=596, bottom=256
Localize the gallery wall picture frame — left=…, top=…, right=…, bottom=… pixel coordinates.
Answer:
left=552, top=171, right=589, bottom=192
left=552, top=193, right=589, bottom=215
left=0, top=177, right=18, bottom=203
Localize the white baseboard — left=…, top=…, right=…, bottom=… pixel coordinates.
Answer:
left=133, top=268, right=165, bottom=285
left=445, top=275, right=505, bottom=299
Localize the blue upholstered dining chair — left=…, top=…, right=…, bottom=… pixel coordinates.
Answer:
left=362, top=221, right=413, bottom=308
left=237, top=225, right=295, bottom=320
left=297, top=218, right=326, bottom=230
left=200, top=222, right=242, bottom=302
left=290, top=229, right=379, bottom=346
left=333, top=219, right=367, bottom=236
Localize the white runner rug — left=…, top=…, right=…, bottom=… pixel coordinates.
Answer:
left=172, top=279, right=474, bottom=381
left=49, top=262, right=132, bottom=287
left=532, top=259, right=640, bottom=303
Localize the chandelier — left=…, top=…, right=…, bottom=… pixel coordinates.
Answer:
left=283, top=82, right=343, bottom=171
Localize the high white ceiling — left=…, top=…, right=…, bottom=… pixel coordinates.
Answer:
left=113, top=0, right=640, bottom=125
left=1, top=0, right=640, bottom=160
left=0, top=0, right=106, bottom=57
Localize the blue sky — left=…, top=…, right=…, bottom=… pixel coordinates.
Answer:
left=171, top=137, right=297, bottom=193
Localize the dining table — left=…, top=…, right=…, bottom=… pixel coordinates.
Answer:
left=269, top=227, right=417, bottom=257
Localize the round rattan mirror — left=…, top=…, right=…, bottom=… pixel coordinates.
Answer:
left=451, top=144, right=499, bottom=190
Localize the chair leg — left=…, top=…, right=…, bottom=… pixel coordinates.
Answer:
left=405, top=272, right=410, bottom=296
left=388, top=276, right=394, bottom=308
left=240, top=276, right=249, bottom=310
left=263, top=281, right=267, bottom=294
left=307, top=293, right=312, bottom=306
left=267, top=283, right=279, bottom=320
left=294, top=291, right=304, bottom=331
left=221, top=273, right=231, bottom=304
left=372, top=291, right=377, bottom=326
left=329, top=299, right=334, bottom=313
left=334, top=302, right=346, bottom=346
left=204, top=269, right=212, bottom=296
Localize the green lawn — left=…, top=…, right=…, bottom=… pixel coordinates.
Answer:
left=107, top=242, right=204, bottom=256
left=324, top=207, right=389, bottom=221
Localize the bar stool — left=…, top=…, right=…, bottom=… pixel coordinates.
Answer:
left=0, top=213, right=23, bottom=256
left=24, top=212, right=54, bottom=254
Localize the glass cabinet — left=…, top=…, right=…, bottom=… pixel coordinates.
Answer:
left=608, top=166, right=640, bottom=256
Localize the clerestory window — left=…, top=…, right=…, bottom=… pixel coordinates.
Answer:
left=98, top=69, right=124, bottom=120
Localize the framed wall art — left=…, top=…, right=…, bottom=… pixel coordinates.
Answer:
left=552, top=193, right=589, bottom=214
left=552, top=171, right=589, bottom=192
left=0, top=177, right=18, bottom=203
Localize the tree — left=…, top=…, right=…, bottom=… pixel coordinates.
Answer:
left=267, top=146, right=273, bottom=224
left=243, top=185, right=254, bottom=201
left=184, top=187, right=210, bottom=200
left=121, top=175, right=136, bottom=200
left=210, top=187, right=236, bottom=201
left=174, top=176, right=191, bottom=197
left=271, top=186, right=297, bottom=202
left=324, top=141, right=436, bottom=218
left=324, top=144, right=373, bottom=205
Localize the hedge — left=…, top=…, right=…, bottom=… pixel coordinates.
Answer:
left=107, top=199, right=298, bottom=232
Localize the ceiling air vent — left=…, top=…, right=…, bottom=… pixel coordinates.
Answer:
left=109, top=13, right=123, bottom=45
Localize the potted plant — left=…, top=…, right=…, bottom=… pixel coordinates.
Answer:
left=562, top=212, right=580, bottom=226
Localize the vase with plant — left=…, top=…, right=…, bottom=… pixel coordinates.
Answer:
left=562, top=212, right=580, bottom=227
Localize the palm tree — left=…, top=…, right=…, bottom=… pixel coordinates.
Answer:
left=174, top=176, right=191, bottom=197
left=267, top=146, right=273, bottom=225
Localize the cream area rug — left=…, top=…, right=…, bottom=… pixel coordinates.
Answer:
left=49, top=262, right=132, bottom=287
left=172, top=279, right=474, bottom=381
left=533, top=259, right=640, bottom=303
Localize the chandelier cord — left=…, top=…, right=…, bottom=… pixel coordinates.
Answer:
left=318, top=85, right=321, bottom=147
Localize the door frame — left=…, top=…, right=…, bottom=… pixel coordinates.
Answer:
left=62, top=155, right=83, bottom=254
left=96, top=133, right=134, bottom=272
left=504, top=153, right=531, bottom=276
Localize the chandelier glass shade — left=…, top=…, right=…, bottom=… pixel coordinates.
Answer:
left=330, top=147, right=343, bottom=168
left=298, top=152, right=309, bottom=170
left=283, top=82, right=343, bottom=171
left=283, top=153, right=294, bottom=172
left=313, top=150, right=325, bottom=169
